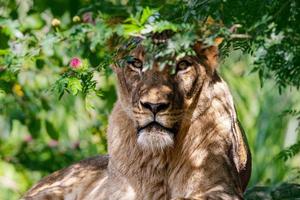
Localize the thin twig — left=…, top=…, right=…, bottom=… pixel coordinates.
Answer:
left=230, top=34, right=252, bottom=39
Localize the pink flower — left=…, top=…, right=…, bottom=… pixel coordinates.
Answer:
left=82, top=12, right=95, bottom=24
left=23, top=135, right=33, bottom=143
left=48, top=140, right=59, bottom=147
left=70, top=57, right=82, bottom=69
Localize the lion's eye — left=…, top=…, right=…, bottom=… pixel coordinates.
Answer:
left=176, top=60, right=192, bottom=71
left=128, top=58, right=143, bottom=69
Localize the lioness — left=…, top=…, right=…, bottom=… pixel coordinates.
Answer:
left=23, top=37, right=251, bottom=199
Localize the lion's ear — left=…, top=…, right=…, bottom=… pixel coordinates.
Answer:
left=193, top=42, right=219, bottom=73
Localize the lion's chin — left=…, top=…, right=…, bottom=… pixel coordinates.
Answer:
left=137, top=123, right=174, bottom=152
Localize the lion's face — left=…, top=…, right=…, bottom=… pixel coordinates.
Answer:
left=114, top=43, right=217, bottom=151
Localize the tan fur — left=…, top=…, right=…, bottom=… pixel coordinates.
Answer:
left=23, top=41, right=251, bottom=200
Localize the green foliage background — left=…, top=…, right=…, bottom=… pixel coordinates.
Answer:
left=0, top=0, right=299, bottom=199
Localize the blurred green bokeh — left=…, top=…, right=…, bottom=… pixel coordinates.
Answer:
left=0, top=0, right=299, bottom=199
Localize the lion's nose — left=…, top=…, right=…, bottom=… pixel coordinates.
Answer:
left=140, top=101, right=170, bottom=114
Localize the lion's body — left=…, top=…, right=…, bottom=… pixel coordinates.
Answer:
left=23, top=40, right=251, bottom=200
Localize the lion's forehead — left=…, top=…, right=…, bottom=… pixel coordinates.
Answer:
left=134, top=74, right=175, bottom=97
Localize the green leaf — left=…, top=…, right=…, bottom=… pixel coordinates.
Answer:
left=28, top=118, right=41, bottom=139
left=140, top=7, right=156, bottom=25
left=276, top=140, right=300, bottom=161
left=22, top=14, right=43, bottom=30
left=123, top=24, right=142, bottom=36
left=152, top=21, right=178, bottom=33
left=0, top=49, right=10, bottom=55
left=68, top=77, right=82, bottom=95
left=45, top=120, right=59, bottom=140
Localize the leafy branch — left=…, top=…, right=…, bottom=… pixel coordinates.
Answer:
left=277, top=140, right=300, bottom=161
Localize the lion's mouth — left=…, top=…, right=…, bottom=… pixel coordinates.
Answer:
left=137, top=122, right=175, bottom=135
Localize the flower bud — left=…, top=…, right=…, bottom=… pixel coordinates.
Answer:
left=72, top=16, right=81, bottom=23
left=51, top=18, right=61, bottom=27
